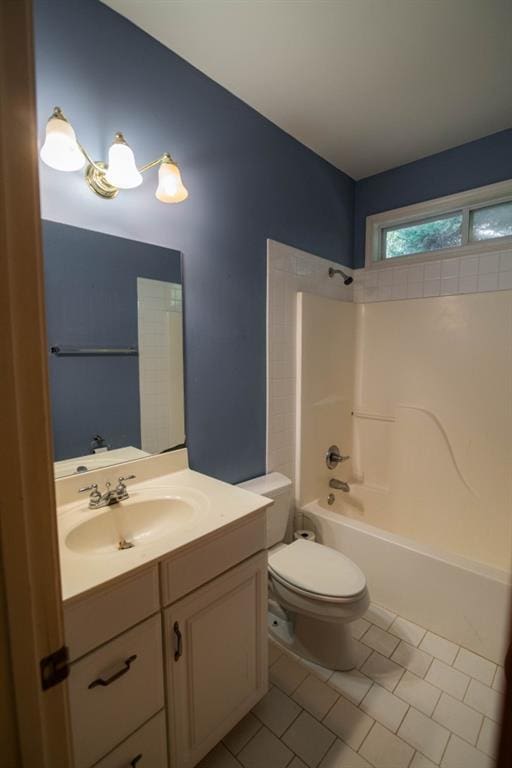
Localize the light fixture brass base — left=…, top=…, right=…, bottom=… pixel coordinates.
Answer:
left=85, top=162, right=119, bottom=199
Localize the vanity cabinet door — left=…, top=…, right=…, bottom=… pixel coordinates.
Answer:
left=164, top=550, right=268, bottom=768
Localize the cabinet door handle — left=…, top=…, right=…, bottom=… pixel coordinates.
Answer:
left=130, top=755, right=142, bottom=767
left=174, top=621, right=183, bottom=661
left=88, top=654, right=137, bottom=689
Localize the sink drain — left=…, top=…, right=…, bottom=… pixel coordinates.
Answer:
left=118, top=538, right=134, bottom=550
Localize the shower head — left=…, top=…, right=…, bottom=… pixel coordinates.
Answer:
left=328, top=267, right=353, bottom=285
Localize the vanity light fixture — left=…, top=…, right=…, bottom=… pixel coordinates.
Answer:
left=40, top=107, right=188, bottom=203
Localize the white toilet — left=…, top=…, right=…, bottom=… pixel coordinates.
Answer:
left=239, top=473, right=369, bottom=671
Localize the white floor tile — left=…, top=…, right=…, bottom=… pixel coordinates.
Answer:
left=391, top=641, right=433, bottom=678
left=224, top=713, right=262, bottom=754
left=398, top=708, right=450, bottom=764
left=359, top=723, right=414, bottom=768
left=359, top=684, right=409, bottom=732
left=360, top=651, right=405, bottom=692
left=293, top=675, right=339, bottom=720
left=198, top=743, right=242, bottom=768
left=389, top=617, right=426, bottom=647
left=394, top=671, right=442, bottom=717
left=282, top=711, right=335, bottom=767
left=352, top=639, right=373, bottom=668
left=441, top=734, right=494, bottom=768
left=425, top=659, right=470, bottom=700
left=492, top=666, right=505, bottom=693
left=290, top=758, right=309, bottom=768
left=323, top=695, right=374, bottom=751
left=318, top=739, right=372, bottom=768
left=432, top=692, right=483, bottom=745
left=361, top=625, right=400, bottom=657
left=252, top=686, right=301, bottom=736
left=329, top=669, right=372, bottom=706
left=299, top=655, right=333, bottom=682
left=350, top=618, right=371, bottom=640
left=270, top=653, right=309, bottom=694
left=492, top=667, right=507, bottom=693
left=464, top=678, right=503, bottom=722
left=238, top=726, right=293, bottom=768
left=409, top=753, right=437, bottom=768
left=477, top=717, right=500, bottom=758
left=453, top=648, right=496, bottom=687
left=419, top=632, right=459, bottom=666
left=365, top=604, right=397, bottom=630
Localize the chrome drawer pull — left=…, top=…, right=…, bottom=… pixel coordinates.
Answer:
left=130, top=755, right=142, bottom=767
left=88, top=654, right=137, bottom=689
left=174, top=622, right=183, bottom=661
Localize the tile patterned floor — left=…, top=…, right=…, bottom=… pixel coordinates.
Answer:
left=198, top=603, right=504, bottom=768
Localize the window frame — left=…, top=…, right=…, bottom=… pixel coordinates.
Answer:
left=365, top=179, right=512, bottom=269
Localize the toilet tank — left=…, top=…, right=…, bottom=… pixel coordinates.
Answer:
left=238, top=473, right=292, bottom=548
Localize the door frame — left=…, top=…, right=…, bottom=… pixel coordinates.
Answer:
left=0, top=1, right=73, bottom=765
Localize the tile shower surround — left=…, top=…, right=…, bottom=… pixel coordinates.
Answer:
left=266, top=239, right=512, bottom=484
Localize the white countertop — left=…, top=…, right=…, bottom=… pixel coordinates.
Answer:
left=56, top=452, right=271, bottom=602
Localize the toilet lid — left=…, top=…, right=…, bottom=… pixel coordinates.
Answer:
left=268, top=539, right=366, bottom=599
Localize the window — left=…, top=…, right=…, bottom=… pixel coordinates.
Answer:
left=383, top=213, right=463, bottom=259
left=366, top=179, right=512, bottom=266
left=469, top=201, right=512, bottom=242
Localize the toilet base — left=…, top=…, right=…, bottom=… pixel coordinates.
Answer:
left=268, top=606, right=356, bottom=671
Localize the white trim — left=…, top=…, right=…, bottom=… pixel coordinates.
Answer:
left=365, top=178, right=512, bottom=268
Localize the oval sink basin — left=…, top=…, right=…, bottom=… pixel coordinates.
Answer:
left=65, top=488, right=207, bottom=555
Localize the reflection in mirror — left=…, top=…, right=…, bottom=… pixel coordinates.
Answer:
left=42, top=222, right=184, bottom=478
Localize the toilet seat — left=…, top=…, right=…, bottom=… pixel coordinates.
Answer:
left=268, top=539, right=367, bottom=603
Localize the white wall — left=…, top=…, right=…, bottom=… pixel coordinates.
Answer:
left=353, top=292, right=512, bottom=570
left=296, top=293, right=355, bottom=505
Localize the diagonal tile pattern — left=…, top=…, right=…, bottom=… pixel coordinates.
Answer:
left=198, top=603, right=503, bottom=768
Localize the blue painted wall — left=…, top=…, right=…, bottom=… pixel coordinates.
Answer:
left=354, top=128, right=512, bottom=268
left=34, top=0, right=354, bottom=483
left=43, top=221, right=182, bottom=460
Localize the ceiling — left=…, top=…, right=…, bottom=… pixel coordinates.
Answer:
left=102, top=0, right=512, bottom=179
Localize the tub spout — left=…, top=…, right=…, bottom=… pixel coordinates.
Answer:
left=329, top=478, right=350, bottom=493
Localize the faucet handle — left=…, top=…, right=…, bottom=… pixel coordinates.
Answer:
left=116, top=474, right=136, bottom=500
left=78, top=483, right=101, bottom=503
left=325, top=445, right=350, bottom=470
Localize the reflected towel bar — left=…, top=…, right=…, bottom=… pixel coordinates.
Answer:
left=50, top=346, right=138, bottom=356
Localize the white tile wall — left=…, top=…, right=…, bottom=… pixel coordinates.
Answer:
left=137, top=278, right=184, bottom=454
left=354, top=248, right=512, bottom=303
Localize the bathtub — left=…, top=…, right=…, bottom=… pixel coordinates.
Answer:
left=300, top=497, right=511, bottom=665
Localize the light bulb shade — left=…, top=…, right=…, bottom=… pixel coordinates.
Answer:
left=155, top=160, right=189, bottom=203
left=104, top=139, right=142, bottom=189
left=40, top=114, right=85, bottom=172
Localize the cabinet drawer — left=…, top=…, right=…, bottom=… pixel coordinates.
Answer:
left=65, top=565, right=159, bottom=661
left=93, top=710, right=167, bottom=768
left=69, top=614, right=164, bottom=768
left=161, top=512, right=266, bottom=605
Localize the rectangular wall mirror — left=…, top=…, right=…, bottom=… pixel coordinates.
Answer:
left=42, top=222, right=185, bottom=478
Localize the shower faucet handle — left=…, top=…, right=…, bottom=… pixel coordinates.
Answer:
left=325, top=445, right=350, bottom=470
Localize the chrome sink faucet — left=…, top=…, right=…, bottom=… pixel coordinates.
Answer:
left=79, top=475, right=136, bottom=509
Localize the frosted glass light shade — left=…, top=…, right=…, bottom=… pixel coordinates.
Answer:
left=40, top=115, right=85, bottom=172
left=155, top=160, right=189, bottom=203
left=104, top=139, right=142, bottom=189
